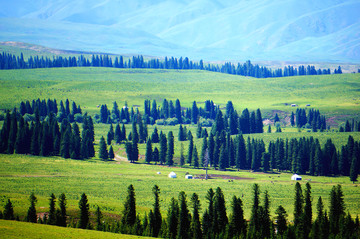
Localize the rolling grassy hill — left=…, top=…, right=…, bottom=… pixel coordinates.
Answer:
left=0, top=68, right=359, bottom=124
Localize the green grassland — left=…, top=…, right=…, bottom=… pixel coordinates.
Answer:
left=0, top=68, right=359, bottom=120
left=0, top=66, right=360, bottom=234
left=0, top=219, right=151, bottom=239
left=0, top=154, right=359, bottom=223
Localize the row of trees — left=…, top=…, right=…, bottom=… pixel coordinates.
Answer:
left=17, top=98, right=83, bottom=123
left=293, top=108, right=326, bottom=130
left=0, top=51, right=343, bottom=78
left=98, top=99, right=219, bottom=125
left=340, top=119, right=360, bottom=132
left=0, top=110, right=95, bottom=159
left=3, top=183, right=357, bottom=238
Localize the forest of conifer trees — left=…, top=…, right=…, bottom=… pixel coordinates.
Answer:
left=0, top=51, right=342, bottom=78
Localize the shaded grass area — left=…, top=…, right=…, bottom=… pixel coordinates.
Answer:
left=0, top=219, right=150, bottom=239
left=0, top=154, right=359, bottom=222
left=0, top=68, right=359, bottom=119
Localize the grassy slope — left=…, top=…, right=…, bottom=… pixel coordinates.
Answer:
left=0, top=68, right=359, bottom=120
left=0, top=220, right=150, bottom=239
left=0, top=154, right=359, bottom=222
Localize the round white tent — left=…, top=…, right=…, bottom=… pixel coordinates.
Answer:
left=168, top=172, right=177, bottom=178
left=291, top=174, right=302, bottom=181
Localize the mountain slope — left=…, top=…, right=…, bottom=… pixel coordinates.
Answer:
left=0, top=0, right=359, bottom=62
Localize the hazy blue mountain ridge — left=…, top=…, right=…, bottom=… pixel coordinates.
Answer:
left=0, top=0, right=359, bottom=62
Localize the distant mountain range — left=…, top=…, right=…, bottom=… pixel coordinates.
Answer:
left=1, top=0, right=359, bottom=62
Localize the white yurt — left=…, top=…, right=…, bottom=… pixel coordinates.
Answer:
left=168, top=172, right=177, bottom=178
left=291, top=174, right=302, bottom=181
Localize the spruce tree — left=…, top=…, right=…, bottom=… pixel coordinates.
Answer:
left=294, top=182, right=304, bottom=227
left=190, top=193, right=202, bottom=239
left=70, top=122, right=81, bottom=159
left=167, top=197, right=179, bottom=239
left=153, top=147, right=159, bottom=164
left=187, top=136, right=193, bottom=165
left=166, top=131, right=174, bottom=166
left=108, top=145, right=115, bottom=160
left=192, top=146, right=199, bottom=168
left=78, top=193, right=90, bottom=229
left=249, top=183, right=260, bottom=237
left=303, top=182, right=312, bottom=237
left=213, top=187, right=228, bottom=235
left=200, top=136, right=208, bottom=167
left=179, top=143, right=185, bottom=166
left=48, top=193, right=56, bottom=225
left=350, top=143, right=359, bottom=183
left=3, top=199, right=15, bottom=220
left=95, top=206, right=103, bottom=231
left=151, top=127, right=159, bottom=143
left=115, top=123, right=121, bottom=144
left=151, top=185, right=162, bottom=237
left=203, top=188, right=215, bottom=236
left=275, top=205, right=288, bottom=235
left=229, top=196, right=246, bottom=237
left=107, top=124, right=114, bottom=145
left=329, top=185, right=345, bottom=235
left=26, top=193, right=37, bottom=223
left=58, top=193, right=67, bottom=227
left=145, top=139, right=152, bottom=164
left=122, top=184, right=136, bottom=227
left=159, top=133, right=167, bottom=164
left=7, top=109, right=18, bottom=154
left=177, top=191, right=190, bottom=239
left=219, top=144, right=227, bottom=170
left=98, top=136, right=108, bottom=160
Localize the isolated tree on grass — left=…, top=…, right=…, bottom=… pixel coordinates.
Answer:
left=3, top=199, right=15, bottom=220
left=98, top=136, right=108, bottom=160
left=26, top=193, right=37, bottom=223
left=78, top=193, right=90, bottom=229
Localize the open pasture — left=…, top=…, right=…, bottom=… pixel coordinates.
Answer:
left=0, top=154, right=359, bottom=222
left=0, top=68, right=359, bottom=119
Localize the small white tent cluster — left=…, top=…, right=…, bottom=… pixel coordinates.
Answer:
left=168, top=172, right=177, bottom=178
left=291, top=174, right=302, bottom=181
